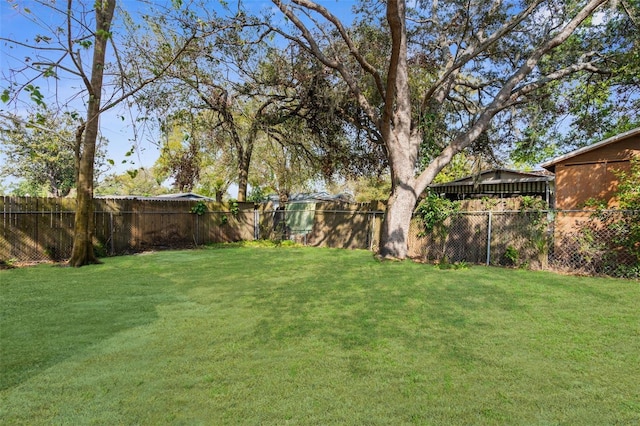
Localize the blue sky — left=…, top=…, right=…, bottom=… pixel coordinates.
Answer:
left=0, top=0, right=360, bottom=192
left=0, top=0, right=172, bottom=183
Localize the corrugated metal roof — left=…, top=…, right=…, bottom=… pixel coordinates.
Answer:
left=429, top=168, right=553, bottom=188
left=155, top=192, right=214, bottom=200
left=432, top=181, right=551, bottom=195
left=266, top=192, right=353, bottom=204
left=94, top=193, right=213, bottom=201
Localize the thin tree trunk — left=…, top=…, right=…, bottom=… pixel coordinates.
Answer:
left=236, top=131, right=256, bottom=202
left=68, top=0, right=115, bottom=267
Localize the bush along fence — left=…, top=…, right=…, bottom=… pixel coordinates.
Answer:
left=410, top=196, right=640, bottom=279
left=1, top=195, right=638, bottom=278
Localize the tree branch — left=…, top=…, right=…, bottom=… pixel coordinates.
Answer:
left=270, top=0, right=382, bottom=127
left=289, top=0, right=385, bottom=98
left=415, top=0, right=608, bottom=194
left=99, top=31, right=199, bottom=113
left=510, top=59, right=608, bottom=100
left=67, top=0, right=92, bottom=94
left=421, top=0, right=545, bottom=109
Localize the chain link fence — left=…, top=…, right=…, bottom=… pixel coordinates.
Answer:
left=0, top=197, right=258, bottom=264
left=1, top=210, right=75, bottom=263
left=551, top=210, right=640, bottom=278
left=2, top=196, right=638, bottom=278
left=409, top=211, right=551, bottom=268
left=409, top=209, right=639, bottom=278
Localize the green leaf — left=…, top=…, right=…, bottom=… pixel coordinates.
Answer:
left=107, top=159, right=115, bottom=166
left=96, top=29, right=112, bottom=40
left=43, top=67, right=57, bottom=78
left=78, top=40, right=93, bottom=49
left=1, top=89, right=10, bottom=103
left=25, top=85, right=45, bottom=107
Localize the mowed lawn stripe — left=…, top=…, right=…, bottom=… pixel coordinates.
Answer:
left=1, top=246, right=639, bottom=424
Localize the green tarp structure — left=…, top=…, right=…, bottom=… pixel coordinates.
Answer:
left=285, top=202, right=316, bottom=234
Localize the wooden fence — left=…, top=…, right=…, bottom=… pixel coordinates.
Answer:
left=2, top=196, right=637, bottom=278
left=0, top=196, right=384, bottom=263
left=1, top=197, right=257, bottom=262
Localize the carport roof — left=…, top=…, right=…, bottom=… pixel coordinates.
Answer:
left=428, top=168, right=553, bottom=197
left=429, top=168, right=553, bottom=188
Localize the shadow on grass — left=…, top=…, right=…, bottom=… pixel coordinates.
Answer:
left=0, top=265, right=178, bottom=391
left=2, top=248, right=638, bottom=424
left=247, top=263, right=528, bottom=363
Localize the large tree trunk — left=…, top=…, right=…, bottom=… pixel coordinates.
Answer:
left=379, top=180, right=417, bottom=260
left=378, top=0, right=418, bottom=259
left=378, top=137, right=419, bottom=259
left=68, top=0, right=115, bottom=267
left=236, top=162, right=248, bottom=202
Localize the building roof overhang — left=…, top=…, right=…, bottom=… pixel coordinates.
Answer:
left=429, top=168, right=553, bottom=189
left=540, top=127, right=640, bottom=171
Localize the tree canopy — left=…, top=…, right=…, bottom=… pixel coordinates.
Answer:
left=2, top=0, right=637, bottom=262
left=262, top=0, right=638, bottom=258
left=0, top=107, right=108, bottom=196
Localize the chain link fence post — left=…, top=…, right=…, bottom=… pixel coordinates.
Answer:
left=254, top=207, right=260, bottom=240
left=486, top=211, right=492, bottom=266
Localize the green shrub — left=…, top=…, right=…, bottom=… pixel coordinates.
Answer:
left=504, top=245, right=519, bottom=266
left=415, top=192, right=459, bottom=236
left=190, top=201, right=207, bottom=216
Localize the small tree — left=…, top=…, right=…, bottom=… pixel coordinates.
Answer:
left=0, top=107, right=107, bottom=197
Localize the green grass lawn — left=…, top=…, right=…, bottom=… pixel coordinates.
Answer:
left=1, top=246, right=639, bottom=425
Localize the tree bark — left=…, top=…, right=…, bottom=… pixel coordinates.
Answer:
left=378, top=0, right=417, bottom=259
left=236, top=139, right=251, bottom=202
left=379, top=178, right=417, bottom=259
left=68, top=0, right=115, bottom=267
